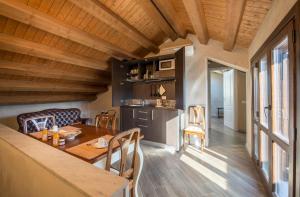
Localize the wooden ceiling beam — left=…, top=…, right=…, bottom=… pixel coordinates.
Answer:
left=137, top=0, right=177, bottom=40
left=223, top=0, right=246, bottom=51
left=69, top=0, right=159, bottom=53
left=0, top=60, right=110, bottom=85
left=0, top=0, right=139, bottom=59
left=152, top=0, right=186, bottom=38
left=0, top=92, right=97, bottom=105
left=183, top=0, right=209, bottom=44
left=0, top=33, right=108, bottom=70
left=0, top=78, right=107, bottom=93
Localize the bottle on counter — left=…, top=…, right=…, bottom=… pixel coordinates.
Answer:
left=52, top=130, right=59, bottom=146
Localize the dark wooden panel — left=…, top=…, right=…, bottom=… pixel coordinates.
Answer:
left=175, top=47, right=185, bottom=109
left=111, top=58, right=132, bottom=106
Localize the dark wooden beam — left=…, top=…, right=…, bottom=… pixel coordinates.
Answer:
left=0, top=0, right=140, bottom=59
left=0, top=33, right=108, bottom=70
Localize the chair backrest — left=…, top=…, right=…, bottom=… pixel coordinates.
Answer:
left=23, top=115, right=56, bottom=134
left=105, top=128, right=143, bottom=197
left=95, top=110, right=116, bottom=130
left=188, top=105, right=206, bottom=130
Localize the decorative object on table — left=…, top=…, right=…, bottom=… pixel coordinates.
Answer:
left=52, top=130, right=59, bottom=146
left=105, top=128, right=143, bottom=197
left=183, top=105, right=206, bottom=151
left=92, top=137, right=108, bottom=149
left=58, top=138, right=65, bottom=146
left=58, top=125, right=82, bottom=141
left=95, top=110, right=117, bottom=130
left=41, top=128, right=48, bottom=142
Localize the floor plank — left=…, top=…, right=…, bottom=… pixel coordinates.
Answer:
left=138, top=118, right=267, bottom=197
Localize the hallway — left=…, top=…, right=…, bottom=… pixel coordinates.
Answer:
left=138, top=118, right=267, bottom=197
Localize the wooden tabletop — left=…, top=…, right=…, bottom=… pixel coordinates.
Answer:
left=28, top=124, right=125, bottom=163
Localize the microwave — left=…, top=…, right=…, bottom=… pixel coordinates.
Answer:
left=159, top=59, right=175, bottom=70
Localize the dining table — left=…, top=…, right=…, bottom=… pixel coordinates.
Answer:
left=28, top=124, right=143, bottom=168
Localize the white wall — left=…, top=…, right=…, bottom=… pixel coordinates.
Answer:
left=81, top=86, right=120, bottom=128
left=210, top=72, right=223, bottom=117
left=185, top=34, right=249, bottom=146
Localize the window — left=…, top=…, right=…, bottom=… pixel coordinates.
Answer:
left=271, top=37, right=289, bottom=143
left=259, top=56, right=269, bottom=129
left=253, top=66, right=259, bottom=121
left=254, top=124, right=258, bottom=158
left=273, top=144, right=289, bottom=197
left=260, top=131, right=269, bottom=180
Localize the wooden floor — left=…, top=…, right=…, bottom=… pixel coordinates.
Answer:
left=138, top=118, right=267, bottom=197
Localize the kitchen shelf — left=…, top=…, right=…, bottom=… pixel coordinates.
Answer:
left=123, top=77, right=175, bottom=84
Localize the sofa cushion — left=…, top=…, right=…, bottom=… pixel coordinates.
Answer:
left=17, top=108, right=81, bottom=133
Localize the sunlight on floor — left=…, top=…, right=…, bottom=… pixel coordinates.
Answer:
left=185, top=146, right=228, bottom=173
left=204, top=147, right=228, bottom=160
left=180, top=154, right=228, bottom=190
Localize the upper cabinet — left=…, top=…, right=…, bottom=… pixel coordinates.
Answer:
left=111, top=59, right=132, bottom=106
left=111, top=47, right=186, bottom=110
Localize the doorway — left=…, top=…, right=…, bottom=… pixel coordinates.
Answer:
left=207, top=60, right=246, bottom=146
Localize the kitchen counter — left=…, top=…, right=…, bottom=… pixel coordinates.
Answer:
left=121, top=105, right=178, bottom=111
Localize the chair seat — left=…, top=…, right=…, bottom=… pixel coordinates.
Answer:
left=184, top=125, right=204, bottom=133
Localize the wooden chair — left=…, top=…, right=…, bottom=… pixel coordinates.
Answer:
left=105, top=128, right=143, bottom=197
left=183, top=105, right=206, bottom=151
left=23, top=115, right=56, bottom=134
left=95, top=110, right=116, bottom=130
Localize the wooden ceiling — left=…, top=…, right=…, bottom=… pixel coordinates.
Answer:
left=0, top=0, right=272, bottom=105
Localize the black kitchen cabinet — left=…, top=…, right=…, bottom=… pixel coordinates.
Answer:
left=111, top=59, right=132, bottom=106
left=120, top=107, right=178, bottom=144
left=151, top=108, right=166, bottom=144
left=175, top=47, right=185, bottom=110
left=120, top=107, right=135, bottom=131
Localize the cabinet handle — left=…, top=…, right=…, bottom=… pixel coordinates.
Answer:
left=151, top=110, right=154, bottom=120
left=138, top=118, right=148, bottom=121
left=133, top=110, right=135, bottom=119
left=137, top=124, right=148, bottom=128
left=138, top=111, right=148, bottom=114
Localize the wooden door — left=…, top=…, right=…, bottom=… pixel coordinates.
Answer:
left=223, top=69, right=237, bottom=130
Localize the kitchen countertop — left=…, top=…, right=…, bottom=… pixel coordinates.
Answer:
left=121, top=105, right=178, bottom=111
